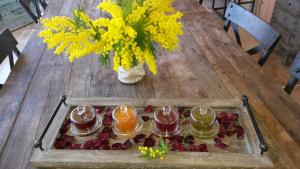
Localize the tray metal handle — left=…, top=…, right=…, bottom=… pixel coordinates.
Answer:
left=33, top=95, right=67, bottom=151
left=242, top=95, right=268, bottom=155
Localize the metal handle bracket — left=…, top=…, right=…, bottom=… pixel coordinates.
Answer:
left=33, top=95, right=67, bottom=151
left=242, top=95, right=268, bottom=155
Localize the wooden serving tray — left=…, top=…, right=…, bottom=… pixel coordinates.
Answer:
left=30, top=97, right=273, bottom=169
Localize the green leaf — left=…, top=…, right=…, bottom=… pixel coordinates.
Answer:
left=99, top=53, right=110, bottom=66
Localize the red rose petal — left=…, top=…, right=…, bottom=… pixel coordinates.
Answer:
left=184, top=135, right=195, bottom=144
left=94, top=106, right=105, bottom=114
left=103, top=116, right=113, bottom=127
left=102, top=143, right=110, bottom=150
left=109, top=132, right=117, bottom=139
left=141, top=115, right=150, bottom=122
left=101, top=127, right=112, bottom=134
left=215, top=141, right=228, bottom=150
left=81, top=139, right=96, bottom=150
left=70, top=143, right=81, bottom=149
left=177, top=107, right=185, bottom=118
left=171, top=142, right=187, bottom=151
left=170, top=135, right=184, bottom=144
left=143, top=137, right=156, bottom=147
left=112, top=143, right=123, bottom=150
left=227, top=112, right=239, bottom=121
left=198, top=144, right=208, bottom=152
left=54, top=135, right=74, bottom=149
left=144, top=105, right=154, bottom=113
left=213, top=137, right=222, bottom=143
left=183, top=110, right=191, bottom=118
left=122, top=139, right=132, bottom=149
left=105, top=108, right=113, bottom=117
left=188, top=144, right=208, bottom=152
left=217, top=132, right=225, bottom=138
left=59, top=119, right=71, bottom=135
left=97, top=133, right=109, bottom=142
left=235, top=125, right=244, bottom=139
left=133, top=134, right=146, bottom=143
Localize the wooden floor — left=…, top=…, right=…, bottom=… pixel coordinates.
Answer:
left=9, top=1, right=299, bottom=105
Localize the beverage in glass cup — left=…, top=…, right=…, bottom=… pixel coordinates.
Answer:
left=70, top=105, right=97, bottom=131
left=154, top=106, right=180, bottom=137
left=113, top=105, right=139, bottom=134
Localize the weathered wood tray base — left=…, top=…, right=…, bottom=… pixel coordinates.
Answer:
left=31, top=98, right=275, bottom=169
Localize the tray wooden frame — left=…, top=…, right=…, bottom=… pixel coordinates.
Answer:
left=30, top=98, right=273, bottom=169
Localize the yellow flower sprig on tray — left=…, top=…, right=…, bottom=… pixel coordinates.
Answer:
left=139, top=139, right=168, bottom=160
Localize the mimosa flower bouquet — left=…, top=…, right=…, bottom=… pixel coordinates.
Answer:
left=39, top=0, right=183, bottom=83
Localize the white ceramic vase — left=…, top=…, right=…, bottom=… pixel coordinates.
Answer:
left=117, top=64, right=145, bottom=84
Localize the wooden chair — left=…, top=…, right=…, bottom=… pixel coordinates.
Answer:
left=284, top=52, right=300, bottom=95
left=199, top=0, right=256, bottom=19
left=224, top=2, right=280, bottom=66
left=18, top=0, right=47, bottom=23
left=0, top=29, right=21, bottom=89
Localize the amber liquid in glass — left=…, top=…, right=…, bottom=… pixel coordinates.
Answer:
left=115, top=107, right=138, bottom=133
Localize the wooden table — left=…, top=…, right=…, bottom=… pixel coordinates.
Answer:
left=0, top=0, right=300, bottom=168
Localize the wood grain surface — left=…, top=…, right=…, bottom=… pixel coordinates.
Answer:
left=0, top=0, right=300, bottom=168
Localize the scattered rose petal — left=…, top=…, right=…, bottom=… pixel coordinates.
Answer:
left=81, top=139, right=96, bottom=149
left=198, top=144, right=208, bottom=152
left=171, top=143, right=186, bottom=151
left=133, top=134, right=146, bottom=143
left=227, top=112, right=239, bottom=121
left=59, top=119, right=71, bottom=135
left=144, top=105, right=154, bottom=113
left=188, top=144, right=208, bottom=152
left=183, top=110, right=190, bottom=118
left=122, top=139, right=133, bottom=149
left=235, top=125, right=244, bottom=139
left=54, top=135, right=74, bottom=149
left=102, top=143, right=110, bottom=150
left=141, top=115, right=150, bottom=122
left=94, top=106, right=105, bottom=114
left=97, top=133, right=109, bottom=142
left=184, top=135, right=195, bottom=144
left=178, top=107, right=185, bottom=118
left=101, top=127, right=112, bottom=134
left=170, top=135, right=184, bottom=144
left=213, top=137, right=222, bottom=143
left=143, top=137, right=156, bottom=147
left=70, top=143, right=81, bottom=149
left=112, top=143, right=123, bottom=150
left=217, top=132, right=225, bottom=138
left=109, top=132, right=117, bottom=139
left=103, top=116, right=113, bottom=127
left=215, top=141, right=228, bottom=149
left=105, top=108, right=113, bottom=117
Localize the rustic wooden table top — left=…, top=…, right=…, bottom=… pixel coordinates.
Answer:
left=0, top=0, right=300, bottom=168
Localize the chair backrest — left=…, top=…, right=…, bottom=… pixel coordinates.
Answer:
left=225, top=2, right=280, bottom=49
left=0, top=29, right=18, bottom=64
left=18, top=0, right=31, bottom=8
left=224, top=2, right=280, bottom=66
left=290, top=52, right=300, bottom=79
left=284, top=52, right=300, bottom=94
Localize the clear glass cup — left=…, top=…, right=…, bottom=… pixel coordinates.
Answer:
left=153, top=106, right=181, bottom=137
left=70, top=105, right=97, bottom=131
left=112, top=105, right=143, bottom=136
left=190, top=105, right=219, bottom=138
